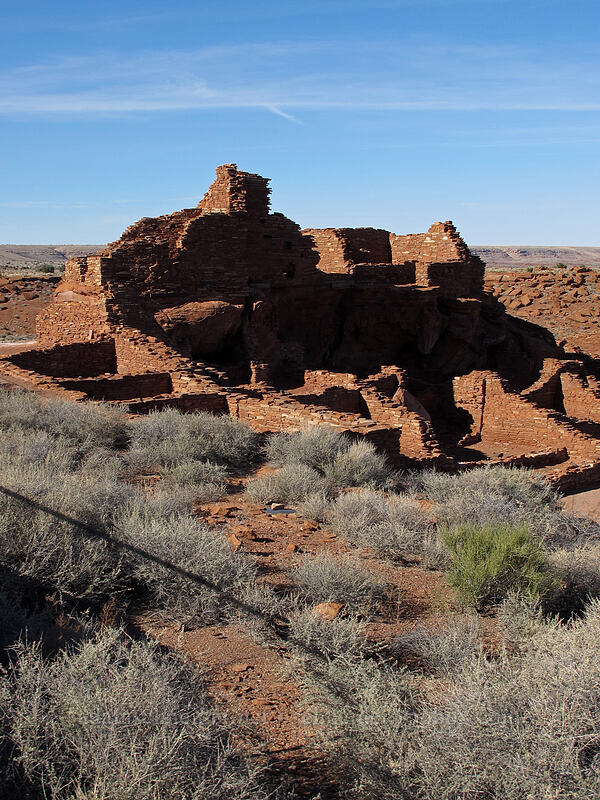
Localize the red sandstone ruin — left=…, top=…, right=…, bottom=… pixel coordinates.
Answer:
left=1, top=164, right=599, bottom=489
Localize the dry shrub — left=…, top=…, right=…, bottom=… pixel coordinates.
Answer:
left=303, top=598, right=600, bottom=800
left=114, top=507, right=257, bottom=624
left=266, top=428, right=395, bottom=490
left=0, top=461, right=136, bottom=604
left=292, top=552, right=386, bottom=614
left=323, top=439, right=395, bottom=490
left=390, top=615, right=481, bottom=676
left=1, top=629, right=279, bottom=800
left=0, top=387, right=127, bottom=450
left=288, top=607, right=368, bottom=661
left=299, top=655, right=416, bottom=800
left=415, top=599, right=600, bottom=800
left=245, top=464, right=328, bottom=505
left=328, top=490, right=443, bottom=566
left=419, top=465, right=557, bottom=509
left=545, top=543, right=600, bottom=617
left=159, top=460, right=227, bottom=502
left=128, top=408, right=259, bottom=472
left=266, top=427, right=349, bottom=470
left=297, top=491, right=331, bottom=522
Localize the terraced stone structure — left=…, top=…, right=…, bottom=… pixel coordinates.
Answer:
left=1, top=164, right=599, bottom=488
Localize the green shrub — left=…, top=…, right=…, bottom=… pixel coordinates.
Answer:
left=419, top=467, right=575, bottom=549
left=2, top=630, right=278, bottom=800
left=441, top=523, right=558, bottom=609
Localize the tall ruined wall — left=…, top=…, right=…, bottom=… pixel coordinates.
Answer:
left=340, top=228, right=392, bottom=266
left=198, top=163, right=270, bottom=217
left=301, top=229, right=348, bottom=273
left=34, top=164, right=501, bottom=385
left=417, top=260, right=485, bottom=298
left=390, top=221, right=471, bottom=264
left=36, top=259, right=111, bottom=347
left=245, top=214, right=319, bottom=286
left=173, top=215, right=249, bottom=303
left=390, top=221, right=484, bottom=297
left=560, top=373, right=600, bottom=423
left=304, top=228, right=391, bottom=274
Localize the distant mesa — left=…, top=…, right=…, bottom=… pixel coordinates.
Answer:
left=1, top=163, right=599, bottom=491
left=472, top=245, right=600, bottom=269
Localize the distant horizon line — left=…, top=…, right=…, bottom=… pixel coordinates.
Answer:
left=2, top=242, right=600, bottom=250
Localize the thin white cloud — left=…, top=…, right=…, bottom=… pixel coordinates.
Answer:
left=0, top=200, right=92, bottom=209
left=1, top=42, right=599, bottom=115
left=265, top=104, right=303, bottom=123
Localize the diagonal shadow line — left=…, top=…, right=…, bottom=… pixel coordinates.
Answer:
left=0, top=484, right=287, bottom=630
left=0, top=485, right=410, bottom=794
left=0, top=484, right=369, bottom=693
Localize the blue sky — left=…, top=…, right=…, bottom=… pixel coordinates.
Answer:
left=1, top=0, right=599, bottom=245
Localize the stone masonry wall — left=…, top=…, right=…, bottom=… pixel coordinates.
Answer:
left=390, top=221, right=471, bottom=264
left=9, top=340, right=117, bottom=378
left=198, top=163, right=270, bottom=217
left=453, top=372, right=600, bottom=476
left=416, top=260, right=485, bottom=298
left=59, top=372, right=173, bottom=401
left=560, top=373, right=600, bottom=423
left=36, top=295, right=110, bottom=347
left=304, top=228, right=391, bottom=273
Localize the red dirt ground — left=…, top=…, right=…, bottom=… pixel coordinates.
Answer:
left=133, top=489, right=494, bottom=798
left=0, top=275, right=58, bottom=343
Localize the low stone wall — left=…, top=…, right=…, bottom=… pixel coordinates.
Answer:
left=59, top=372, right=173, bottom=401
left=126, top=392, right=229, bottom=414
left=8, top=339, right=117, bottom=378
left=453, top=371, right=600, bottom=479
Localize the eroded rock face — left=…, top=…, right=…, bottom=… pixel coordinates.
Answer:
left=155, top=301, right=243, bottom=357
